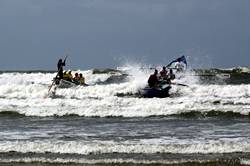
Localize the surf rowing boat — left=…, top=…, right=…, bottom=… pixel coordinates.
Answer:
left=141, top=85, right=171, bottom=98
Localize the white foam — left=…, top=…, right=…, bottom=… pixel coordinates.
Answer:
left=0, top=67, right=250, bottom=117
left=0, top=158, right=197, bottom=165
left=241, top=158, right=250, bottom=165
left=0, top=139, right=249, bottom=154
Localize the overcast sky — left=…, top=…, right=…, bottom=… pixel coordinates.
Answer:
left=0, top=0, right=249, bottom=70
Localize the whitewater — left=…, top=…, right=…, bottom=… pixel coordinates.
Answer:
left=0, top=65, right=250, bottom=166
left=0, top=66, right=250, bottom=117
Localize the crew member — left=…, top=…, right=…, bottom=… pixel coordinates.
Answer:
left=159, top=66, right=168, bottom=80
left=57, top=58, right=66, bottom=79
left=65, top=71, right=73, bottom=82
left=147, top=69, right=159, bottom=88
left=168, top=69, right=175, bottom=80
left=79, top=73, right=86, bottom=85
left=73, top=73, right=80, bottom=84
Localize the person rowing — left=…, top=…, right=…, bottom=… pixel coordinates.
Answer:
left=148, top=69, right=159, bottom=88
left=79, top=73, right=86, bottom=86
left=158, top=67, right=177, bottom=86
left=63, top=70, right=73, bottom=82
left=159, top=66, right=168, bottom=80
left=73, top=72, right=79, bottom=82
left=72, top=72, right=86, bottom=86
left=168, top=69, right=175, bottom=80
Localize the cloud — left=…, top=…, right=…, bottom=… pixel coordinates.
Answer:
left=0, top=0, right=250, bottom=69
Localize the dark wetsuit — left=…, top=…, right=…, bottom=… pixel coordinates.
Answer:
left=57, top=60, right=65, bottom=79
left=148, top=74, right=159, bottom=88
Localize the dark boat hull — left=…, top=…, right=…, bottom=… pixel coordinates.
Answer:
left=142, top=86, right=171, bottom=98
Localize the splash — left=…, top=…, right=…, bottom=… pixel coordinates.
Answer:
left=0, top=66, right=249, bottom=117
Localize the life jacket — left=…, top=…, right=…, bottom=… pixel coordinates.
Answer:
left=79, top=77, right=85, bottom=85
left=65, top=72, right=73, bottom=79
left=63, top=71, right=67, bottom=78
left=63, top=72, right=73, bottom=82
left=69, top=74, right=73, bottom=79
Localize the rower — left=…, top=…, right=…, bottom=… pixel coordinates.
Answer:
left=63, top=71, right=67, bottom=79
left=147, top=69, right=159, bottom=88
left=159, top=66, right=168, bottom=80
left=64, top=70, right=73, bottom=82
left=73, top=73, right=80, bottom=84
left=79, top=73, right=86, bottom=85
left=168, top=69, right=175, bottom=80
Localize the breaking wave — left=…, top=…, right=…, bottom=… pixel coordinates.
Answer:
left=0, top=139, right=250, bottom=154
left=0, top=66, right=250, bottom=117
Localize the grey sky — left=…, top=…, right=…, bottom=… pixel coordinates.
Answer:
left=0, top=0, right=249, bottom=70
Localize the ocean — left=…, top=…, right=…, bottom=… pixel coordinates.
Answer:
left=0, top=66, right=250, bottom=166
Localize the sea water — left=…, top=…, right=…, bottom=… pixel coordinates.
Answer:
left=0, top=66, right=250, bottom=166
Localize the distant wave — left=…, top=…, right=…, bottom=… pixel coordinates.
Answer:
left=0, top=139, right=250, bottom=154
left=0, top=109, right=249, bottom=118
left=1, top=66, right=250, bottom=84
left=0, top=151, right=249, bottom=166
left=92, top=68, right=123, bottom=74
left=95, top=74, right=129, bottom=85
left=1, top=66, right=250, bottom=74
left=0, top=111, right=25, bottom=117
left=90, top=66, right=250, bottom=85
left=193, top=66, right=250, bottom=84
left=176, top=110, right=250, bottom=118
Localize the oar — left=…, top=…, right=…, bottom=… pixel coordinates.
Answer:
left=47, top=55, right=68, bottom=94
left=171, top=82, right=189, bottom=87
left=47, top=77, right=57, bottom=93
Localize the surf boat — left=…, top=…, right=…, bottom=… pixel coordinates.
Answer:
left=54, top=78, right=77, bottom=88
left=141, top=85, right=171, bottom=98
left=54, top=78, right=88, bottom=88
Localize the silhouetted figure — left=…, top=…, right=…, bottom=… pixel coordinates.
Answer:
left=148, top=69, right=159, bottom=88
left=169, top=69, right=175, bottom=80
left=57, top=58, right=66, bottom=79
left=160, top=66, right=168, bottom=80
